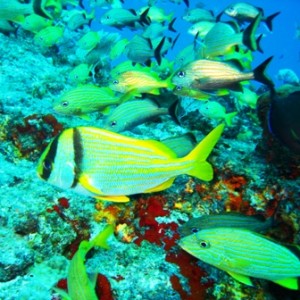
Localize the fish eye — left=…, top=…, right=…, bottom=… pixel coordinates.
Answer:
left=199, top=240, right=210, bottom=248
left=43, top=160, right=52, bottom=171
left=177, top=71, right=185, bottom=78
left=106, top=15, right=110, bottom=19
left=191, top=227, right=199, bottom=233
left=111, top=120, right=117, bottom=127
left=113, top=80, right=119, bottom=85
left=175, top=85, right=182, bottom=91
left=61, top=101, right=69, bottom=107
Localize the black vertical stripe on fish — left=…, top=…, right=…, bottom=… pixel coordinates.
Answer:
left=41, top=134, right=59, bottom=180
left=71, top=128, right=84, bottom=188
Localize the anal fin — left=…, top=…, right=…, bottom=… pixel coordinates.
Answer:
left=227, top=271, right=253, bottom=286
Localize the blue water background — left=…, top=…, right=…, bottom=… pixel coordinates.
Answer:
left=82, top=0, right=300, bottom=88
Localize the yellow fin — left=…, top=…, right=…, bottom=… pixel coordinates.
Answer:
left=94, top=195, right=130, bottom=202
left=79, top=174, right=103, bottom=195
left=273, top=277, right=299, bottom=290
left=224, top=112, right=238, bottom=126
left=90, top=224, right=115, bottom=249
left=184, top=124, right=224, bottom=181
left=227, top=271, right=253, bottom=286
left=144, top=177, right=175, bottom=193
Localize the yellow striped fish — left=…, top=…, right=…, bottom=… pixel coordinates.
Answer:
left=172, top=57, right=274, bottom=91
left=110, top=70, right=174, bottom=96
left=53, top=85, right=121, bottom=117
left=179, top=227, right=300, bottom=290
left=37, top=124, right=224, bottom=202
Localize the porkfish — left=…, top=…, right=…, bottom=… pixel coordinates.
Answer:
left=37, top=124, right=224, bottom=202
left=179, top=227, right=300, bottom=290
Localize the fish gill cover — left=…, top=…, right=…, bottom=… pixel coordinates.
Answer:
left=0, top=0, right=300, bottom=299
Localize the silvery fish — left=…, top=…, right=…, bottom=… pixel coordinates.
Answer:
left=179, top=227, right=300, bottom=289
left=223, top=2, right=280, bottom=31
left=37, top=124, right=224, bottom=202
left=172, top=57, right=274, bottom=92
left=102, top=99, right=169, bottom=132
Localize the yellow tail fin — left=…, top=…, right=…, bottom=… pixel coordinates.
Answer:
left=90, top=224, right=114, bottom=250
left=185, top=124, right=225, bottom=181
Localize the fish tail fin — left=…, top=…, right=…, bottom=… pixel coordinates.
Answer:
left=224, top=112, right=238, bottom=126
left=265, top=11, right=280, bottom=31
left=91, top=224, right=115, bottom=250
left=154, top=36, right=166, bottom=65
left=183, top=0, right=190, bottom=7
left=242, top=12, right=262, bottom=51
left=256, top=34, right=264, bottom=53
left=273, top=277, right=299, bottom=290
left=253, top=56, right=274, bottom=89
left=168, top=17, right=177, bottom=32
left=168, top=100, right=180, bottom=125
left=139, top=7, right=151, bottom=26
left=184, top=124, right=224, bottom=181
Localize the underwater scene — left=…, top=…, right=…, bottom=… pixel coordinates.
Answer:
left=1, top=0, right=300, bottom=299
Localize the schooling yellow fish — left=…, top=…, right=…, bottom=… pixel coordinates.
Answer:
left=53, top=85, right=121, bottom=117
left=110, top=69, right=174, bottom=97
left=179, top=227, right=300, bottom=290
left=37, top=124, right=224, bottom=202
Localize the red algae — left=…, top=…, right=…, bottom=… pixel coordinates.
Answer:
left=133, top=196, right=180, bottom=250
left=95, top=274, right=114, bottom=300
left=166, top=250, right=213, bottom=300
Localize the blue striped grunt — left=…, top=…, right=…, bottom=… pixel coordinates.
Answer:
left=179, top=227, right=300, bottom=290
left=179, top=212, right=274, bottom=237
left=103, top=99, right=169, bottom=132
left=37, top=124, right=224, bottom=202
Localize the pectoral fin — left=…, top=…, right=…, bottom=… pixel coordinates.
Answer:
left=227, top=271, right=253, bottom=286
left=79, top=174, right=103, bottom=195
left=273, top=277, right=299, bottom=290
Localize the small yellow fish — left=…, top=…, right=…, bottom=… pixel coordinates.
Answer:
left=110, top=69, right=174, bottom=96
left=110, top=38, right=129, bottom=59
left=180, top=227, right=300, bottom=290
left=34, top=26, right=64, bottom=47
left=199, top=101, right=237, bottom=126
left=17, top=13, right=53, bottom=33
left=37, top=124, right=224, bottom=202
left=53, top=85, right=121, bottom=117
left=77, top=31, right=101, bottom=52
left=68, top=63, right=92, bottom=84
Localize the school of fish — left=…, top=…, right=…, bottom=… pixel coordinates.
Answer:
left=4, top=0, right=300, bottom=295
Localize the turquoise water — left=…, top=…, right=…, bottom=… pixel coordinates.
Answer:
left=0, top=1, right=300, bottom=299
